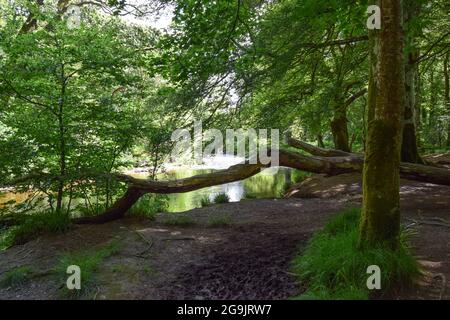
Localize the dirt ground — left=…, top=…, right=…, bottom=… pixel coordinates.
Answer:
left=0, top=174, right=448, bottom=300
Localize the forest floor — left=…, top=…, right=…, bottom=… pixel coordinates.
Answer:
left=0, top=159, right=449, bottom=299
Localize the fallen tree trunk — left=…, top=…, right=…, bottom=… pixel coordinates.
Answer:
left=73, top=147, right=450, bottom=224
left=287, top=137, right=362, bottom=157
left=287, top=138, right=353, bottom=157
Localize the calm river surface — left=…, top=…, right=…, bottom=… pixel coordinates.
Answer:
left=0, top=156, right=302, bottom=213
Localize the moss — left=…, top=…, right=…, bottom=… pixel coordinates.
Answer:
left=360, top=120, right=402, bottom=249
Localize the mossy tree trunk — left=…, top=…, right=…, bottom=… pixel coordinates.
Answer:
left=445, top=53, right=450, bottom=147
left=360, top=0, right=405, bottom=250
left=401, top=0, right=424, bottom=164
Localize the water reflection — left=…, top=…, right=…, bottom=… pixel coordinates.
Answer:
left=1, top=156, right=303, bottom=213
left=149, top=164, right=298, bottom=213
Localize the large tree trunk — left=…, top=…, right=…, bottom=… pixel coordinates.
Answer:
left=401, top=0, right=424, bottom=164
left=445, top=53, right=450, bottom=147
left=359, top=0, right=405, bottom=250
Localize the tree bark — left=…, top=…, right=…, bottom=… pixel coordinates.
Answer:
left=445, top=53, right=450, bottom=147
left=401, top=0, right=424, bottom=164
left=74, top=187, right=144, bottom=224
left=360, top=0, right=405, bottom=250
left=287, top=137, right=352, bottom=157
left=331, top=96, right=351, bottom=152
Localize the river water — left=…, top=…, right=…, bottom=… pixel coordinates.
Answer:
left=0, top=156, right=302, bottom=213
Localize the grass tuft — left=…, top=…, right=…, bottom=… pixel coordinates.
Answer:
left=199, top=195, right=211, bottom=207
left=292, top=207, right=420, bottom=300
left=1, top=211, right=72, bottom=248
left=213, top=193, right=230, bottom=204
left=56, top=240, right=121, bottom=299
left=0, top=266, right=33, bottom=288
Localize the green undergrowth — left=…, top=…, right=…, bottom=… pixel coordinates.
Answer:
left=55, top=240, right=121, bottom=299
left=0, top=266, right=34, bottom=288
left=126, top=194, right=168, bottom=219
left=213, top=193, right=230, bottom=204
left=199, top=195, right=211, bottom=207
left=1, top=211, right=72, bottom=249
left=292, top=207, right=420, bottom=300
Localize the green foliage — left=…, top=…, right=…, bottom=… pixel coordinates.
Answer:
left=2, top=211, right=72, bottom=247
left=0, top=266, right=33, bottom=288
left=199, top=195, right=211, bottom=207
left=0, top=226, right=15, bottom=251
left=292, top=207, right=420, bottom=300
left=322, top=207, right=360, bottom=236
left=213, top=193, right=230, bottom=204
left=0, top=4, right=167, bottom=217
left=127, top=194, right=168, bottom=219
left=56, top=240, right=121, bottom=299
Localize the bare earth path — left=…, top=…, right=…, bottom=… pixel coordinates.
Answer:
left=0, top=176, right=448, bottom=300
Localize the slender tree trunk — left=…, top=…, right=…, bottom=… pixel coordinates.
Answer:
left=331, top=96, right=351, bottom=152
left=402, top=54, right=423, bottom=163
left=445, top=53, right=450, bottom=147
left=56, top=66, right=66, bottom=213
left=401, top=0, right=423, bottom=163
left=360, top=0, right=405, bottom=249
left=415, top=69, right=422, bottom=148
left=317, top=134, right=325, bottom=148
